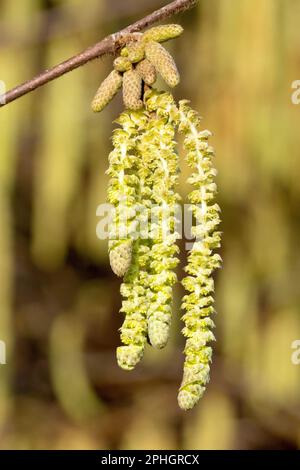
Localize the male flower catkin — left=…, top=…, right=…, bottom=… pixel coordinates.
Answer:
left=135, top=59, right=157, bottom=86
left=124, top=40, right=145, bottom=63
left=138, top=90, right=180, bottom=349
left=117, top=239, right=149, bottom=370
left=111, top=111, right=149, bottom=370
left=113, top=56, right=132, bottom=72
left=92, top=23, right=222, bottom=410
left=177, top=101, right=222, bottom=411
left=143, top=24, right=183, bottom=43
left=91, top=70, right=122, bottom=112
left=122, top=69, right=143, bottom=110
left=91, top=24, right=183, bottom=112
left=145, top=41, right=180, bottom=88
left=106, top=112, right=141, bottom=277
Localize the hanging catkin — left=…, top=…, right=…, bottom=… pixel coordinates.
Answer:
left=177, top=101, right=221, bottom=410
left=92, top=24, right=221, bottom=410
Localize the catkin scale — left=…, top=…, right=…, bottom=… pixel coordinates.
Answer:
left=145, top=41, right=180, bottom=88
left=122, top=69, right=143, bottom=110
left=91, top=70, right=122, bottom=112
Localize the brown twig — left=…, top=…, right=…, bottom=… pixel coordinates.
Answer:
left=0, top=0, right=198, bottom=108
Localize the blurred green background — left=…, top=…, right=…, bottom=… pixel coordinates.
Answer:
left=0, top=0, right=300, bottom=450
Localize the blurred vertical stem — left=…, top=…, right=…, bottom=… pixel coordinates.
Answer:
left=31, top=38, right=86, bottom=270
left=0, top=0, right=41, bottom=426
left=74, top=0, right=108, bottom=263
left=50, top=313, right=103, bottom=422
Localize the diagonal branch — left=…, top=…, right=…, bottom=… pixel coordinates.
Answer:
left=0, top=0, right=198, bottom=108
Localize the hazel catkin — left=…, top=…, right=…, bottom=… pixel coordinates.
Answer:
left=145, top=41, right=180, bottom=88
left=177, top=101, right=221, bottom=411
left=143, top=24, right=183, bottom=43
left=113, top=56, right=132, bottom=72
left=91, top=70, right=122, bottom=112
left=109, top=239, right=133, bottom=277
left=135, top=59, right=157, bottom=86
left=125, top=40, right=145, bottom=63
left=122, top=69, right=143, bottom=110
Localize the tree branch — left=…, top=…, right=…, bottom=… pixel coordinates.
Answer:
left=0, top=0, right=198, bottom=108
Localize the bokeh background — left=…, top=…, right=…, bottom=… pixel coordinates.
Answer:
left=0, top=0, right=300, bottom=450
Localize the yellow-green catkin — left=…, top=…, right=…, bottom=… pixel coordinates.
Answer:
left=138, top=90, right=181, bottom=349
left=117, top=240, right=148, bottom=370
left=125, top=40, right=145, bottom=63
left=112, top=111, right=149, bottom=370
left=91, top=70, right=122, bottom=112
left=108, top=239, right=132, bottom=277
left=177, top=101, right=222, bottom=411
left=113, top=56, right=132, bottom=72
left=122, top=69, right=143, bottom=110
left=135, top=59, right=157, bottom=86
left=143, top=24, right=183, bottom=43
left=106, top=111, right=141, bottom=277
left=94, top=23, right=222, bottom=408
left=145, top=41, right=180, bottom=88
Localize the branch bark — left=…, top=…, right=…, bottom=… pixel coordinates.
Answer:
left=0, top=0, right=198, bottom=108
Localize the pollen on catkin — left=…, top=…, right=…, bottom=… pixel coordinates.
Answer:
left=143, top=24, right=183, bottom=43
left=91, top=70, right=122, bottom=112
left=177, top=100, right=222, bottom=411
left=122, top=69, right=143, bottom=110
left=145, top=41, right=180, bottom=88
